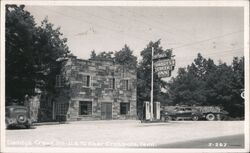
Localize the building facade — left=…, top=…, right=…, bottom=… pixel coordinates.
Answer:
left=53, top=56, right=137, bottom=121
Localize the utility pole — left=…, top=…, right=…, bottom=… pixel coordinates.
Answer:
left=150, top=47, right=154, bottom=121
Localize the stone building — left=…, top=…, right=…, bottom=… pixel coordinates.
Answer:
left=52, top=56, right=137, bottom=121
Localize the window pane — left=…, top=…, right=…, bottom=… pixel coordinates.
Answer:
left=79, top=101, right=92, bottom=115
left=82, top=75, right=90, bottom=87
left=87, top=76, right=90, bottom=87
left=109, top=78, right=115, bottom=89
left=121, top=80, right=129, bottom=90
left=113, top=78, right=115, bottom=89
left=120, top=103, right=130, bottom=115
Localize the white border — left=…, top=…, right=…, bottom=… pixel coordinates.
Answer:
left=0, top=0, right=249, bottom=153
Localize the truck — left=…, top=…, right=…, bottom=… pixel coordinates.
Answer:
left=160, top=105, right=228, bottom=121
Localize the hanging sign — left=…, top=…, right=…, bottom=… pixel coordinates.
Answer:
left=153, top=52, right=175, bottom=78
left=153, top=52, right=171, bottom=60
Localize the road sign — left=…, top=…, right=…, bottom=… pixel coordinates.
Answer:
left=153, top=52, right=170, bottom=60
left=154, top=59, right=175, bottom=67
left=153, top=53, right=175, bottom=78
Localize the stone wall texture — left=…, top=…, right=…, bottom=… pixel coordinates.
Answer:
left=55, top=56, right=137, bottom=121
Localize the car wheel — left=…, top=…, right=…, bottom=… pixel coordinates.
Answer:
left=192, top=115, right=199, bottom=121
left=206, top=113, right=215, bottom=121
left=165, top=116, right=172, bottom=121
left=17, top=115, right=27, bottom=124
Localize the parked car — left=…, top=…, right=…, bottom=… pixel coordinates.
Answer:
left=160, top=106, right=203, bottom=121
left=5, top=105, right=33, bottom=129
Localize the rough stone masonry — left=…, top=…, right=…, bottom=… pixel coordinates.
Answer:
left=53, top=56, right=137, bottom=121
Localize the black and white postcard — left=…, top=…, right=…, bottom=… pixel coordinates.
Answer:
left=0, top=0, right=249, bottom=153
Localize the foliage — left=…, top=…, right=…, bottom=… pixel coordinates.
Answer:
left=114, top=45, right=137, bottom=69
left=167, top=53, right=244, bottom=118
left=89, top=50, right=113, bottom=61
left=6, top=5, right=70, bottom=104
left=137, top=40, right=173, bottom=113
left=89, top=45, right=137, bottom=69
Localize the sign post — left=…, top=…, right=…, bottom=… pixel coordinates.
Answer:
left=149, top=47, right=175, bottom=121
left=150, top=47, right=154, bottom=121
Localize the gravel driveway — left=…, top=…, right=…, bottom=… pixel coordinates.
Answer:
left=5, top=120, right=244, bottom=148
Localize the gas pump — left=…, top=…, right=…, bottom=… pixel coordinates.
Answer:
left=145, top=101, right=151, bottom=120
left=143, top=101, right=161, bottom=121
left=154, top=102, right=161, bottom=120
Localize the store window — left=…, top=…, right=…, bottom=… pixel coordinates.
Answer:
left=55, top=103, right=68, bottom=115
left=120, top=102, right=130, bottom=115
left=79, top=101, right=92, bottom=115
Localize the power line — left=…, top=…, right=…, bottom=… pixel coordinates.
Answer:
left=35, top=7, right=150, bottom=43
left=96, top=7, right=182, bottom=45
left=172, top=30, right=243, bottom=50
left=116, top=7, right=194, bottom=43
left=102, top=7, right=243, bottom=53
left=30, top=7, right=243, bottom=57
left=177, top=47, right=244, bottom=63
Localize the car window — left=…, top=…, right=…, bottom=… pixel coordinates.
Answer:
left=179, top=108, right=185, bottom=111
left=185, top=108, right=192, bottom=111
left=14, top=108, right=27, bottom=113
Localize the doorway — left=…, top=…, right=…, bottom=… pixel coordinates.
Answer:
left=101, top=103, right=112, bottom=120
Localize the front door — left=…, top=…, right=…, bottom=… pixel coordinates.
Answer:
left=101, top=103, right=112, bottom=120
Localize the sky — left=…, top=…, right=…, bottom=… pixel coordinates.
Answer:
left=25, top=6, right=244, bottom=78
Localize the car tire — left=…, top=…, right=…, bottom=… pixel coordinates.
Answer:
left=192, top=115, right=199, bottom=121
left=206, top=113, right=215, bottom=121
left=17, top=115, right=27, bottom=124
left=165, top=116, right=172, bottom=121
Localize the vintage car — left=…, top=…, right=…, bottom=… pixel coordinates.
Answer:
left=160, top=106, right=203, bottom=121
left=5, top=105, right=33, bottom=129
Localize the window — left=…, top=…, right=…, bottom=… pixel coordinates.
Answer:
left=109, top=78, right=115, bottom=89
left=120, top=102, right=130, bottom=115
left=82, top=75, right=90, bottom=87
left=185, top=108, right=192, bottom=111
left=79, top=101, right=92, bottom=115
left=56, top=75, right=63, bottom=87
left=122, top=80, right=129, bottom=90
left=55, top=103, right=68, bottom=115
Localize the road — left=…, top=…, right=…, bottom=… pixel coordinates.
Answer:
left=5, top=120, right=244, bottom=148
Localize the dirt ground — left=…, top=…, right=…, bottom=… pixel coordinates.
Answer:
left=5, top=120, right=245, bottom=148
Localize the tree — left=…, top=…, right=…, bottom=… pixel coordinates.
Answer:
left=114, top=44, right=137, bottom=69
left=89, top=44, right=138, bottom=69
left=167, top=53, right=244, bottom=118
left=89, top=51, right=114, bottom=61
left=6, top=5, right=37, bottom=103
left=34, top=17, right=70, bottom=93
left=137, top=40, right=173, bottom=114
left=90, top=50, right=97, bottom=59
left=5, top=5, right=70, bottom=105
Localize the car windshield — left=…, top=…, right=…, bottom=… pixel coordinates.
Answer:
left=14, top=108, right=27, bottom=113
